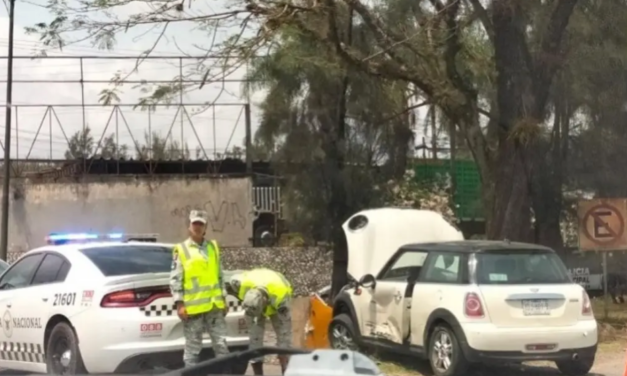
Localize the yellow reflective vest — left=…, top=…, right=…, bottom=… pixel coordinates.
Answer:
left=238, top=268, right=293, bottom=316
left=176, top=240, right=225, bottom=315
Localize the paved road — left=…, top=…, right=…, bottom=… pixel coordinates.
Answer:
left=372, top=350, right=624, bottom=376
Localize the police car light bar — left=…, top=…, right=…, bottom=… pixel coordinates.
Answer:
left=46, top=232, right=159, bottom=245
left=48, top=233, right=89, bottom=241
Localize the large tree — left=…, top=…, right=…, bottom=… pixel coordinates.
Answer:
left=243, top=20, right=418, bottom=292
left=32, top=0, right=582, bottom=293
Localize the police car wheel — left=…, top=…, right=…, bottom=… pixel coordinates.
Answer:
left=46, top=322, right=87, bottom=375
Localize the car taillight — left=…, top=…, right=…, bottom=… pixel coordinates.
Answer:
left=582, top=291, right=592, bottom=316
left=101, top=286, right=171, bottom=308
left=464, top=292, right=484, bottom=318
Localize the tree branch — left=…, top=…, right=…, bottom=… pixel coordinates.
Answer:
left=533, top=0, right=579, bottom=117
left=315, top=0, right=435, bottom=96
left=443, top=0, right=477, bottom=100
left=464, top=0, right=494, bottom=44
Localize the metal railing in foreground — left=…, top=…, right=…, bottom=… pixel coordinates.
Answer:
left=166, top=347, right=310, bottom=376
left=163, top=347, right=382, bottom=376
left=7, top=346, right=381, bottom=376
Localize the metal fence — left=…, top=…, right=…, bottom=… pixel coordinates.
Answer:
left=0, top=55, right=254, bottom=164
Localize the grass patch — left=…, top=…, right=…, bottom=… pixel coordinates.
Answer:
left=377, top=361, right=425, bottom=376
left=592, top=298, right=627, bottom=350
left=592, top=297, right=627, bottom=324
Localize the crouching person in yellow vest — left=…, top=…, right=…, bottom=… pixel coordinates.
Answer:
left=226, top=268, right=293, bottom=375
left=169, top=210, right=230, bottom=369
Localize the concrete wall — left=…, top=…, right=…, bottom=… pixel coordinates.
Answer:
left=7, top=176, right=253, bottom=252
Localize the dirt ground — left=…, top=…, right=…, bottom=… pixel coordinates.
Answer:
left=258, top=297, right=627, bottom=376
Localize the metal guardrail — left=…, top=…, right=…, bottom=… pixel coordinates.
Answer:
left=0, top=347, right=309, bottom=376
left=165, top=347, right=309, bottom=376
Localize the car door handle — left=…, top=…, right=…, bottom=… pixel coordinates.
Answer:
left=42, top=297, right=48, bottom=302
left=394, top=291, right=402, bottom=301
left=6, top=304, right=10, bottom=308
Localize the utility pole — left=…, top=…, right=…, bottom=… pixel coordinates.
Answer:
left=0, top=0, right=16, bottom=261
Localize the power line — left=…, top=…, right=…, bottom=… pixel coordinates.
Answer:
left=0, top=35, right=216, bottom=57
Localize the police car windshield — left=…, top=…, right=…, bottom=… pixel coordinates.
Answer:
left=475, top=250, right=571, bottom=285
left=80, top=245, right=171, bottom=277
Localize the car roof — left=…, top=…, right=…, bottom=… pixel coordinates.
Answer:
left=403, top=240, right=554, bottom=253
left=24, top=241, right=174, bottom=257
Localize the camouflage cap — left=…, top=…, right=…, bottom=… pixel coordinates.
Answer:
left=242, top=288, right=267, bottom=317
left=189, top=210, right=208, bottom=224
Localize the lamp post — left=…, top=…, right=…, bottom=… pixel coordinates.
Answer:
left=0, top=0, right=16, bottom=261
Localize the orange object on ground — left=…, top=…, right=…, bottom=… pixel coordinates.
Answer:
left=304, top=293, right=333, bottom=349
left=623, top=348, right=627, bottom=376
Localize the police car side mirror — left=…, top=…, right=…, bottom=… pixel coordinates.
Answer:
left=359, top=274, right=376, bottom=289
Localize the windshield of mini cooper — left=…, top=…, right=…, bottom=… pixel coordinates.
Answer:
left=81, top=245, right=172, bottom=276
left=476, top=250, right=571, bottom=284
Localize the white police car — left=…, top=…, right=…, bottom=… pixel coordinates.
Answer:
left=0, top=233, right=250, bottom=374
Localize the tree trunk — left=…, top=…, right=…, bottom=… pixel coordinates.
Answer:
left=329, top=6, right=353, bottom=299
left=390, top=121, right=413, bottom=178
left=486, top=1, right=538, bottom=241
left=532, top=157, right=565, bottom=249
left=532, top=95, right=569, bottom=251
left=487, top=139, right=533, bottom=241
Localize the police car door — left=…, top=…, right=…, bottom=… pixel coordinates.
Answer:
left=0, top=252, right=45, bottom=371
left=23, top=252, right=72, bottom=362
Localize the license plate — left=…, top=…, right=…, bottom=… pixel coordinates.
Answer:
left=522, top=299, right=550, bottom=316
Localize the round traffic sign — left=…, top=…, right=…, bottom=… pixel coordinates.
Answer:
left=582, top=203, right=625, bottom=245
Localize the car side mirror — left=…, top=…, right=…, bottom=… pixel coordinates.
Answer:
left=359, top=274, right=376, bottom=289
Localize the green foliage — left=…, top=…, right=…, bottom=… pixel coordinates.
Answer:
left=381, top=169, right=457, bottom=224
left=64, top=126, right=94, bottom=159
left=136, top=131, right=191, bottom=160
left=35, top=0, right=627, bottom=244
left=65, top=126, right=129, bottom=159
left=64, top=128, right=197, bottom=161
left=242, top=11, right=417, bottom=241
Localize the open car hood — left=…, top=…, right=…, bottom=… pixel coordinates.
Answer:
left=342, top=208, right=464, bottom=279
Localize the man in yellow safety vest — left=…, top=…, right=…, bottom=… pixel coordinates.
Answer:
left=169, top=210, right=230, bottom=367
left=226, top=268, right=293, bottom=375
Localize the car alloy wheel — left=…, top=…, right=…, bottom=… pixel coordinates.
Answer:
left=331, top=322, right=356, bottom=350
left=431, top=330, right=453, bottom=373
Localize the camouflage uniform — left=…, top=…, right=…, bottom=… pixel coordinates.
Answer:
left=242, top=288, right=293, bottom=363
left=170, top=236, right=229, bottom=366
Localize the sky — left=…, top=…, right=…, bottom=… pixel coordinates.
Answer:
left=0, top=0, right=434, bottom=160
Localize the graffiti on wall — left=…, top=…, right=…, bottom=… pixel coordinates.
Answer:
left=170, top=200, right=247, bottom=232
